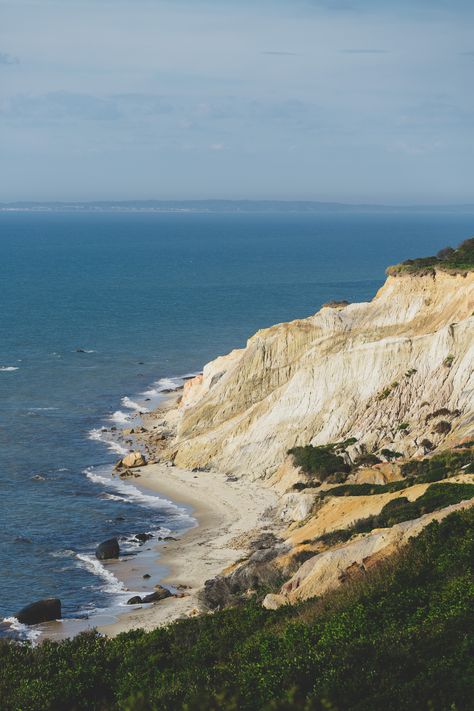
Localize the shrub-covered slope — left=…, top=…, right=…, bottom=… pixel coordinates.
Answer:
left=1, top=507, right=474, bottom=711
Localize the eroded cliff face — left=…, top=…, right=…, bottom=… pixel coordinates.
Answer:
left=160, top=270, right=474, bottom=478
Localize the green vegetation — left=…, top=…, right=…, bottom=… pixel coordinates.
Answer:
left=380, top=448, right=403, bottom=460
left=400, top=448, right=473, bottom=481
left=1, top=508, right=474, bottom=710
left=398, top=422, right=409, bottom=431
left=386, top=237, right=474, bottom=276
left=319, top=448, right=474, bottom=499
left=314, top=482, right=474, bottom=546
left=293, top=447, right=473, bottom=493
left=353, top=453, right=381, bottom=467
left=288, top=442, right=353, bottom=480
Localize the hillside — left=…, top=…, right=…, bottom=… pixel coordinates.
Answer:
left=1, top=506, right=473, bottom=710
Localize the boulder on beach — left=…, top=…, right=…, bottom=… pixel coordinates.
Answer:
left=95, top=537, right=120, bottom=560
left=114, top=451, right=147, bottom=470
left=127, top=596, right=142, bottom=605
left=16, top=598, right=61, bottom=625
left=142, top=585, right=172, bottom=603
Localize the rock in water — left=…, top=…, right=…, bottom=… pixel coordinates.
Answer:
left=16, top=598, right=61, bottom=625
left=95, top=537, right=120, bottom=560
left=127, top=596, right=142, bottom=605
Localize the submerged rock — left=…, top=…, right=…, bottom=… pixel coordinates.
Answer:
left=95, top=537, right=120, bottom=560
left=16, top=598, right=61, bottom=625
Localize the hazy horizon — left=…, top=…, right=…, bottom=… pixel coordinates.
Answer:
left=1, top=0, right=473, bottom=204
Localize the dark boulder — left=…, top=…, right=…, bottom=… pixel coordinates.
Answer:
left=16, top=598, right=61, bottom=625
left=142, top=585, right=172, bottom=603
left=95, top=537, right=120, bottom=560
left=134, top=532, right=153, bottom=543
left=127, top=596, right=143, bottom=605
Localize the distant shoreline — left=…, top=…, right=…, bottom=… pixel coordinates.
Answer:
left=2, top=199, right=474, bottom=214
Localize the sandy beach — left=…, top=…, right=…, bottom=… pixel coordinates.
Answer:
left=98, top=462, right=279, bottom=636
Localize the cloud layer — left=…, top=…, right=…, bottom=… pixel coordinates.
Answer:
left=0, top=0, right=472, bottom=203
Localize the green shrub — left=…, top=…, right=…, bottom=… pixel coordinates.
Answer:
left=288, top=444, right=350, bottom=480
left=380, top=448, right=403, bottom=460
left=354, top=453, right=382, bottom=467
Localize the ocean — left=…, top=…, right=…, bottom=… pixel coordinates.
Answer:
left=1, top=209, right=473, bottom=637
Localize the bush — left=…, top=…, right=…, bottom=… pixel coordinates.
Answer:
left=380, top=448, right=403, bottom=460
left=288, top=444, right=351, bottom=480
left=433, top=420, right=452, bottom=435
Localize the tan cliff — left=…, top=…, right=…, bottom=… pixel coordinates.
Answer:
left=158, top=270, right=474, bottom=478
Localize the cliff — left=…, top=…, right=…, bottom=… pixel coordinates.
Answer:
left=160, top=269, right=474, bottom=478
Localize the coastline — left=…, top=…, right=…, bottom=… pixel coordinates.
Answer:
left=98, top=462, right=278, bottom=636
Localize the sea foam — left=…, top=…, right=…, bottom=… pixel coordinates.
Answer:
left=121, top=396, right=149, bottom=412
left=76, top=554, right=126, bottom=595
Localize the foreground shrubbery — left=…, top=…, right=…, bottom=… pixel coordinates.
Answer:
left=1, top=508, right=474, bottom=710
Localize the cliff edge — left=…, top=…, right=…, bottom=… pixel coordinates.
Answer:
left=157, top=240, right=474, bottom=479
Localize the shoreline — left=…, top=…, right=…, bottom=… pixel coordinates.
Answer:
left=98, top=462, right=278, bottom=636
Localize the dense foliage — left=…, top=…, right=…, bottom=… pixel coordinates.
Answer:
left=386, top=237, right=474, bottom=275
left=1, top=508, right=474, bottom=710
left=295, top=446, right=473, bottom=494
left=288, top=443, right=352, bottom=480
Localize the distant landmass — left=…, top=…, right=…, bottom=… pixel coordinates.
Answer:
left=1, top=199, right=474, bottom=213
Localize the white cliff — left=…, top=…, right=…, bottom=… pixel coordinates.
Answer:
left=160, top=270, right=474, bottom=478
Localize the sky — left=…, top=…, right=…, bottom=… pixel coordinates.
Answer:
left=0, top=0, right=473, bottom=203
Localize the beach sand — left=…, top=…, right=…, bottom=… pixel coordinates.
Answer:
left=98, top=462, right=278, bottom=636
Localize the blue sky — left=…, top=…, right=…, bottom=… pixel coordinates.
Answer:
left=0, top=0, right=473, bottom=203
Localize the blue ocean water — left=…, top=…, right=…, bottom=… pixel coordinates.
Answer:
left=0, top=209, right=473, bottom=633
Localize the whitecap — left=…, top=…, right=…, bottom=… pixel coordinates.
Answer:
left=28, top=407, right=59, bottom=412
left=110, top=410, right=130, bottom=424
left=88, top=428, right=128, bottom=456
left=76, top=554, right=126, bottom=595
left=0, top=366, right=19, bottom=372
left=121, top=396, right=149, bottom=412
left=3, top=617, right=42, bottom=642
left=84, top=467, right=194, bottom=526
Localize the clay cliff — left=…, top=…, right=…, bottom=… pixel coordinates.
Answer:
left=159, top=268, right=473, bottom=478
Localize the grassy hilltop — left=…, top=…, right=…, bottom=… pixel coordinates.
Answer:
left=386, top=237, right=474, bottom=275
